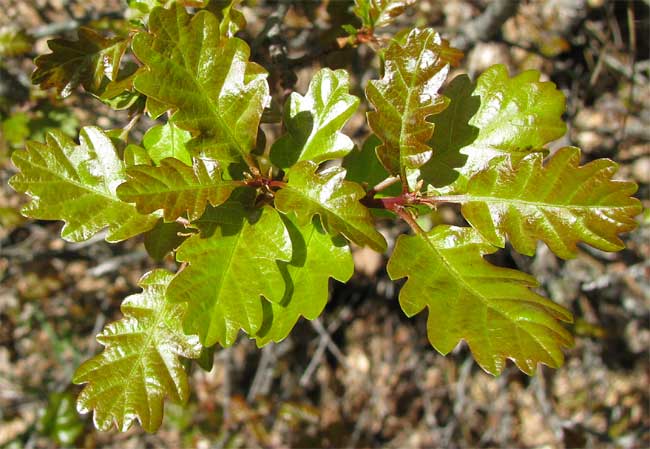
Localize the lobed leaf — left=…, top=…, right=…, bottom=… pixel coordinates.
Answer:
left=9, top=127, right=158, bottom=242
left=421, top=64, right=567, bottom=191
left=142, top=121, right=192, bottom=166
left=73, top=270, right=202, bottom=432
left=275, top=161, right=387, bottom=252
left=32, top=27, right=128, bottom=97
left=132, top=4, right=269, bottom=166
left=353, top=0, right=410, bottom=29
left=460, top=147, right=642, bottom=259
left=255, top=216, right=354, bottom=345
left=167, top=196, right=292, bottom=347
left=271, top=68, right=359, bottom=168
left=117, top=157, right=240, bottom=221
left=388, top=225, right=573, bottom=375
left=417, top=74, right=479, bottom=188
left=366, top=28, right=462, bottom=176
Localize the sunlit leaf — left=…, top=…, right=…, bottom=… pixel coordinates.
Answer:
left=132, top=4, right=269, bottom=166
left=142, top=121, right=192, bottom=166
left=366, top=28, right=462, bottom=176
left=431, top=64, right=567, bottom=191
left=9, top=127, right=158, bottom=242
left=118, top=157, right=241, bottom=221
left=168, top=197, right=292, bottom=347
left=460, top=147, right=642, bottom=259
left=255, top=216, right=353, bottom=345
left=73, top=270, right=202, bottom=432
left=32, top=27, right=128, bottom=97
left=388, top=225, right=573, bottom=375
left=271, top=68, right=359, bottom=168
left=353, top=0, right=410, bottom=29
left=275, top=161, right=387, bottom=252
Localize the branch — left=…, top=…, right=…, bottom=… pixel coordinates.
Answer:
left=451, top=0, right=521, bottom=51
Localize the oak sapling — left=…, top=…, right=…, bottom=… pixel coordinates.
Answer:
left=9, top=1, right=642, bottom=433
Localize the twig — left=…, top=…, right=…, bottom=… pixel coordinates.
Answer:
left=452, top=0, right=521, bottom=51
left=246, top=344, right=275, bottom=402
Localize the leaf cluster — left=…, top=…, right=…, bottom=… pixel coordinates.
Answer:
left=9, top=0, right=642, bottom=433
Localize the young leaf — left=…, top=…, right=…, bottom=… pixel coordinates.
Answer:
left=132, top=4, right=269, bottom=166
left=275, top=161, right=387, bottom=252
left=73, top=270, right=202, bottom=432
left=353, top=0, right=409, bottom=30
left=417, top=74, right=479, bottom=188
left=459, top=147, right=642, bottom=259
left=9, top=127, right=158, bottom=242
left=270, top=68, right=359, bottom=168
left=142, top=121, right=192, bottom=166
left=32, top=28, right=128, bottom=97
left=388, top=225, right=573, bottom=375
left=167, top=203, right=292, bottom=347
left=204, top=0, right=247, bottom=41
left=423, top=64, right=566, bottom=190
left=366, top=28, right=463, bottom=176
left=117, top=158, right=241, bottom=221
left=255, top=216, right=354, bottom=345
left=144, top=220, right=188, bottom=261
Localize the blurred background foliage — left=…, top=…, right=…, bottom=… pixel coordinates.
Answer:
left=0, top=0, right=648, bottom=448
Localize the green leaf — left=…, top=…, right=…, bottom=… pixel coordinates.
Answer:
left=416, top=74, right=479, bottom=188
left=168, top=201, right=292, bottom=347
left=255, top=216, right=354, bottom=345
left=32, top=27, right=128, bottom=97
left=366, top=28, right=463, bottom=176
left=270, top=68, right=359, bottom=168
left=38, top=392, right=84, bottom=445
left=203, top=0, right=247, bottom=41
left=142, top=121, right=192, bottom=166
left=118, top=157, right=240, bottom=221
left=353, top=0, right=409, bottom=29
left=73, top=269, right=202, bottom=432
left=132, top=4, right=269, bottom=166
left=388, top=225, right=573, bottom=375
left=459, top=147, right=642, bottom=259
left=435, top=64, right=567, bottom=190
left=275, top=161, right=387, bottom=252
left=9, top=127, right=158, bottom=242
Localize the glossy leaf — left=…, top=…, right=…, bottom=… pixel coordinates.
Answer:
left=256, top=216, right=354, bottom=345
left=388, top=225, right=573, bottom=375
left=168, top=201, right=292, bottom=347
left=366, top=28, right=463, bottom=176
left=9, top=127, right=158, bottom=242
left=73, top=270, right=202, bottom=432
left=271, top=68, right=359, bottom=168
left=132, top=4, right=269, bottom=165
left=32, top=28, right=128, bottom=97
left=353, top=0, right=410, bottom=29
left=436, top=64, right=567, bottom=189
left=275, top=161, right=387, bottom=252
left=142, top=121, right=192, bottom=166
left=117, top=158, right=240, bottom=221
left=204, top=0, right=247, bottom=41
left=460, top=147, right=642, bottom=259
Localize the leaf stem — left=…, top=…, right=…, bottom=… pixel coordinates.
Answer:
left=368, top=176, right=400, bottom=196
